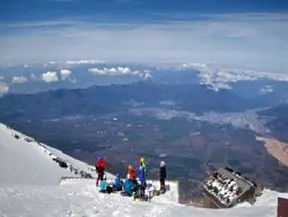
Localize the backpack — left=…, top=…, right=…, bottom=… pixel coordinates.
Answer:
left=100, top=180, right=107, bottom=191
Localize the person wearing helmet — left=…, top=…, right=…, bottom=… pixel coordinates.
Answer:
left=135, top=165, right=147, bottom=201
left=140, top=157, right=147, bottom=176
left=159, top=161, right=167, bottom=193
left=95, top=156, right=106, bottom=186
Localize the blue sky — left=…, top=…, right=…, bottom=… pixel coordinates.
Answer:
left=0, top=0, right=288, bottom=72
left=1, top=0, right=287, bottom=22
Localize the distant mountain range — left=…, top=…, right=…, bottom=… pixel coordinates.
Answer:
left=1, top=81, right=286, bottom=123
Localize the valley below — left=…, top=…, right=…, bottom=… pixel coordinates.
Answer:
left=3, top=109, right=288, bottom=203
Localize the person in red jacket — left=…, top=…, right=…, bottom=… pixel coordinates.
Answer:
left=127, top=165, right=135, bottom=180
left=127, top=165, right=137, bottom=191
left=95, top=156, right=106, bottom=186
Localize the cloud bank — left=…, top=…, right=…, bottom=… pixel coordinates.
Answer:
left=64, top=60, right=105, bottom=65
left=49, top=60, right=105, bottom=66
left=0, top=13, right=287, bottom=72
left=42, top=71, right=59, bottom=83
left=12, top=76, right=28, bottom=84
left=89, top=67, right=151, bottom=79
left=181, top=63, right=288, bottom=91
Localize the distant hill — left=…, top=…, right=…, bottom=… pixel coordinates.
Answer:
left=0, top=82, right=275, bottom=122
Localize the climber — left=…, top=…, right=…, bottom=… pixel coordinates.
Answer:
left=127, top=164, right=135, bottom=181
left=113, top=172, right=123, bottom=192
left=139, top=163, right=146, bottom=188
left=139, top=157, right=147, bottom=177
left=159, top=161, right=167, bottom=193
left=99, top=175, right=113, bottom=194
left=122, top=174, right=135, bottom=197
left=95, top=156, right=106, bottom=186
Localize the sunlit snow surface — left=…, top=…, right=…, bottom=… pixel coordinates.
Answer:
left=0, top=123, right=98, bottom=185
left=0, top=124, right=72, bottom=185
left=0, top=123, right=288, bottom=217
left=1, top=179, right=287, bottom=217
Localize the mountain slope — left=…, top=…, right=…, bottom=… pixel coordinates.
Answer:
left=0, top=124, right=70, bottom=185
left=0, top=123, right=288, bottom=217
left=0, top=123, right=94, bottom=185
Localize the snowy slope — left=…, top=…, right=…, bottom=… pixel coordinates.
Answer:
left=1, top=123, right=288, bottom=217
left=0, top=123, right=102, bottom=185
left=0, top=124, right=74, bottom=185
left=1, top=179, right=287, bottom=217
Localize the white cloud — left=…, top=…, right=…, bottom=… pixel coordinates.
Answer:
left=140, top=72, right=152, bottom=79
left=0, top=82, right=9, bottom=96
left=89, top=66, right=151, bottom=79
left=41, top=71, right=58, bottom=83
left=12, top=76, right=28, bottom=84
left=261, top=86, right=274, bottom=94
left=60, top=69, right=72, bottom=80
left=0, top=76, right=4, bottom=80
left=65, top=60, right=105, bottom=65
left=47, top=60, right=105, bottom=68
left=0, top=13, right=287, bottom=72
left=181, top=63, right=288, bottom=91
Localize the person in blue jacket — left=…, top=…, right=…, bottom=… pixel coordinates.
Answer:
left=123, top=174, right=135, bottom=197
left=139, top=165, right=146, bottom=187
left=113, top=172, right=123, bottom=191
left=100, top=175, right=114, bottom=194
